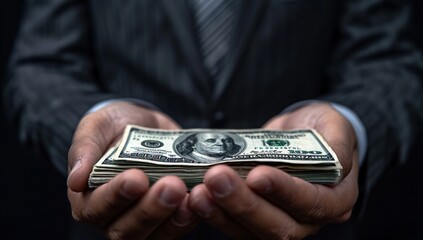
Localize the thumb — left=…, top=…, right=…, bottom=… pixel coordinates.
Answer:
left=262, top=114, right=289, bottom=130
left=67, top=113, right=115, bottom=192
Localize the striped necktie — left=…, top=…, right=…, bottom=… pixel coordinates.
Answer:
left=190, top=0, right=235, bottom=81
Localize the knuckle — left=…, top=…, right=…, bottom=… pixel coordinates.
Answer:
left=71, top=209, right=82, bottom=222
left=301, top=194, right=328, bottom=222
left=230, top=197, right=259, bottom=218
left=106, top=229, right=126, bottom=240
left=276, top=231, right=301, bottom=240
left=302, top=198, right=353, bottom=225
left=73, top=206, right=109, bottom=230
left=80, top=207, right=102, bottom=224
left=135, top=209, right=163, bottom=227
left=273, top=225, right=314, bottom=240
left=280, top=225, right=302, bottom=240
left=305, top=204, right=327, bottom=222
left=334, top=210, right=353, bottom=223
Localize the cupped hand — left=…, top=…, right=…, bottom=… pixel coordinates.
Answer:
left=67, top=101, right=197, bottom=239
left=189, top=102, right=359, bottom=239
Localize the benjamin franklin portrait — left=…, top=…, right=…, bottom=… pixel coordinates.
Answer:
left=174, top=131, right=246, bottom=163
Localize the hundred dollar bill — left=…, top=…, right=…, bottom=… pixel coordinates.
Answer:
left=89, top=125, right=343, bottom=189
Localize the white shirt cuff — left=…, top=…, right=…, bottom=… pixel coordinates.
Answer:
left=86, top=98, right=160, bottom=114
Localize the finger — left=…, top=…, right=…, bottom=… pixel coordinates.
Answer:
left=190, top=184, right=256, bottom=239
left=67, top=112, right=118, bottom=192
left=201, top=165, right=319, bottom=239
left=262, top=114, right=289, bottom=130
left=67, top=104, right=181, bottom=191
left=103, top=101, right=181, bottom=130
left=246, top=157, right=359, bottom=224
left=106, top=176, right=187, bottom=240
left=68, top=169, right=149, bottom=228
left=148, top=195, right=199, bottom=239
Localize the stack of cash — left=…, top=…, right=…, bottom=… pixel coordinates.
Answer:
left=89, top=125, right=343, bottom=189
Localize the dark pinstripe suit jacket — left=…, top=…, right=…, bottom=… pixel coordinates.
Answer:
left=4, top=0, right=423, bottom=239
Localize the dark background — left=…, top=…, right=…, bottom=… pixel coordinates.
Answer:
left=0, top=2, right=70, bottom=239
left=1, top=1, right=422, bottom=239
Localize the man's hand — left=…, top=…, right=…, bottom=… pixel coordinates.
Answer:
left=189, top=102, right=359, bottom=239
left=67, top=101, right=198, bottom=239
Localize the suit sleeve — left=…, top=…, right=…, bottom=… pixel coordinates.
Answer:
left=3, top=0, right=117, bottom=175
left=322, top=0, right=423, bottom=198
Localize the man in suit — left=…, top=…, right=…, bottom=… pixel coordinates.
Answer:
left=3, top=0, right=423, bottom=239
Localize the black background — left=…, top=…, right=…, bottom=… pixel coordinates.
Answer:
left=0, top=2, right=70, bottom=239
left=1, top=1, right=422, bottom=239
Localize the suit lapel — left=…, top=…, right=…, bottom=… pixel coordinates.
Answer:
left=160, top=0, right=210, bottom=94
left=212, top=0, right=268, bottom=104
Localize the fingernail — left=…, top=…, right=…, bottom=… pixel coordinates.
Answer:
left=67, top=160, right=81, bottom=185
left=194, top=197, right=214, bottom=218
left=208, top=174, right=233, bottom=198
left=172, top=207, right=196, bottom=227
left=120, top=181, right=142, bottom=200
left=251, top=177, right=273, bottom=195
left=159, top=187, right=182, bottom=208
left=70, top=160, right=82, bottom=175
